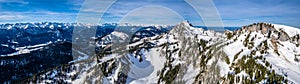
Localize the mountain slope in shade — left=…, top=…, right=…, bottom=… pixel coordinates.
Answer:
left=15, top=21, right=300, bottom=84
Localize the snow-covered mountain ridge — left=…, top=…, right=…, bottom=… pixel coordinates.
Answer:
left=1, top=21, right=300, bottom=84
left=224, top=22, right=300, bottom=83
left=0, top=22, right=173, bottom=83
left=0, top=22, right=172, bottom=30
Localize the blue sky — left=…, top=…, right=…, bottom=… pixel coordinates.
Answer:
left=0, top=0, right=299, bottom=27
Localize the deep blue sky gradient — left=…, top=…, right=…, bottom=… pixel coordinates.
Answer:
left=0, top=0, right=299, bottom=27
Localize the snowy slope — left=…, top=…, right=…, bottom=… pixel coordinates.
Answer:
left=15, top=21, right=300, bottom=84
left=223, top=22, right=300, bottom=83
left=273, top=24, right=300, bottom=37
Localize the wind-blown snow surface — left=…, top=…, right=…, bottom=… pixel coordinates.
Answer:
left=128, top=48, right=165, bottom=84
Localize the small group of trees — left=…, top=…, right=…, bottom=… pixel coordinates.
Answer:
left=229, top=53, right=287, bottom=83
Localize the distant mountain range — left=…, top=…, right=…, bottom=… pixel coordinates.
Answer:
left=1, top=21, right=299, bottom=84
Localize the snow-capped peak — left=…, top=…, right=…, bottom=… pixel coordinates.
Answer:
left=169, top=20, right=215, bottom=37
left=180, top=20, right=192, bottom=27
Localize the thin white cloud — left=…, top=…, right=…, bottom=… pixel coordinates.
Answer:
left=119, top=5, right=184, bottom=25
left=67, top=0, right=84, bottom=6
left=0, top=12, right=77, bottom=23
left=76, top=0, right=117, bottom=24
left=0, top=15, right=24, bottom=20
left=75, top=0, right=116, bottom=13
left=0, top=0, right=28, bottom=5
left=215, top=0, right=300, bottom=19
